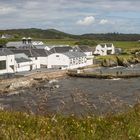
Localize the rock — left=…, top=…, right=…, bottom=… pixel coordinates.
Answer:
left=33, top=77, right=43, bottom=81
left=49, top=79, right=58, bottom=84
left=101, top=59, right=118, bottom=67
left=9, top=80, right=31, bottom=90
left=54, top=85, right=60, bottom=88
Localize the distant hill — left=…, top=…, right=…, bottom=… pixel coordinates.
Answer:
left=0, top=28, right=140, bottom=41
left=81, top=33, right=140, bottom=41
left=0, top=28, right=79, bottom=40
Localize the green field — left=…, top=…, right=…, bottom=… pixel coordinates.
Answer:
left=97, top=41, right=140, bottom=50
left=44, top=39, right=140, bottom=51
left=44, top=39, right=77, bottom=45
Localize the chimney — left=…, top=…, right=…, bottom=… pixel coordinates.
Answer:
left=27, top=37, right=32, bottom=44
left=22, top=37, right=26, bottom=44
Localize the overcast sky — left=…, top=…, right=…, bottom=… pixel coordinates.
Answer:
left=0, top=0, right=140, bottom=34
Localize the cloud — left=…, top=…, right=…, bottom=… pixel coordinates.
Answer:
left=0, top=5, right=17, bottom=15
left=99, top=19, right=109, bottom=25
left=76, top=16, right=95, bottom=26
left=0, top=0, right=140, bottom=33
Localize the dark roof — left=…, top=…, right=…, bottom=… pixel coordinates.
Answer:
left=0, top=48, right=14, bottom=56
left=34, top=45, right=47, bottom=49
left=33, top=49, right=52, bottom=57
left=100, top=43, right=113, bottom=48
left=75, top=45, right=93, bottom=52
left=50, top=46, right=73, bottom=53
left=15, top=57, right=32, bottom=63
left=100, top=44, right=106, bottom=47
left=10, top=49, right=40, bottom=57
left=64, top=52, right=86, bottom=58
left=106, top=44, right=112, bottom=47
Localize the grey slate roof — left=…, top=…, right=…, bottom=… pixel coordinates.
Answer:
left=74, top=45, right=93, bottom=52
left=106, top=44, right=112, bottom=47
left=10, top=49, right=40, bottom=57
left=33, top=49, right=52, bottom=57
left=50, top=46, right=73, bottom=53
left=15, top=53, right=32, bottom=63
left=34, top=45, right=47, bottom=49
left=100, top=43, right=113, bottom=48
left=100, top=44, right=106, bottom=48
left=0, top=48, right=14, bottom=56
left=15, top=57, right=32, bottom=63
left=6, top=41, right=26, bottom=48
left=46, top=45, right=69, bottom=50
left=63, top=52, right=86, bottom=58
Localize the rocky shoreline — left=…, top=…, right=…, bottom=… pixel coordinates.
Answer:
left=101, top=55, right=140, bottom=67
left=0, top=70, right=67, bottom=94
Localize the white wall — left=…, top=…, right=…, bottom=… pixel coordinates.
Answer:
left=48, top=53, right=92, bottom=69
left=7, top=55, right=15, bottom=73
left=39, top=57, right=48, bottom=67
left=69, top=56, right=89, bottom=69
left=48, top=53, right=69, bottom=68
left=15, top=61, right=33, bottom=72
left=0, top=55, right=15, bottom=75
left=30, top=57, right=40, bottom=69
left=94, top=44, right=115, bottom=56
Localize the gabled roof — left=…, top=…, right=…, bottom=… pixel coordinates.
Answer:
left=33, top=49, right=52, bottom=57
left=99, top=43, right=113, bottom=48
left=34, top=45, right=47, bottom=49
left=63, top=51, right=86, bottom=58
left=6, top=41, right=37, bottom=48
left=10, top=49, right=40, bottom=57
left=15, top=53, right=32, bottom=63
left=75, top=45, right=93, bottom=52
left=106, top=43, right=112, bottom=47
left=0, top=48, right=14, bottom=56
left=100, top=44, right=106, bottom=47
left=15, top=57, right=32, bottom=63
left=50, top=46, right=73, bottom=53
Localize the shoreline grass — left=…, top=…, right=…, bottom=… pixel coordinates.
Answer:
left=1, top=103, right=140, bottom=140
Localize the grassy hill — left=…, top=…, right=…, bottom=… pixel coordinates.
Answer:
left=0, top=28, right=140, bottom=41
left=0, top=28, right=79, bottom=40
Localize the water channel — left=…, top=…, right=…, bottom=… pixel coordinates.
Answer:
left=0, top=65, right=140, bottom=116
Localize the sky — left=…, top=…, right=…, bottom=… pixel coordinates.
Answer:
left=0, top=0, right=140, bottom=34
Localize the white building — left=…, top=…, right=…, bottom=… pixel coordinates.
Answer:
left=11, top=49, right=41, bottom=70
left=0, top=48, right=15, bottom=75
left=32, top=41, right=44, bottom=46
left=74, top=45, right=94, bottom=65
left=14, top=53, right=34, bottom=72
left=33, top=49, right=52, bottom=68
left=94, top=43, right=115, bottom=56
left=48, top=52, right=88, bottom=69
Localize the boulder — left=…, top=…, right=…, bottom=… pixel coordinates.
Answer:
left=9, top=80, right=31, bottom=90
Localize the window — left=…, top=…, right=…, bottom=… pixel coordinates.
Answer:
left=56, top=55, right=59, bottom=57
left=35, top=57, right=38, bottom=60
left=0, top=60, right=6, bottom=70
left=70, top=59, right=73, bottom=65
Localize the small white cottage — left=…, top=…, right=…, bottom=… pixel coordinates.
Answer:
left=94, top=43, right=115, bottom=56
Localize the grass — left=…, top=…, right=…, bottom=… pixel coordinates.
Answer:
left=44, top=39, right=77, bottom=45
left=98, top=41, right=140, bottom=52
left=1, top=103, right=140, bottom=140
left=96, top=54, right=132, bottom=60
